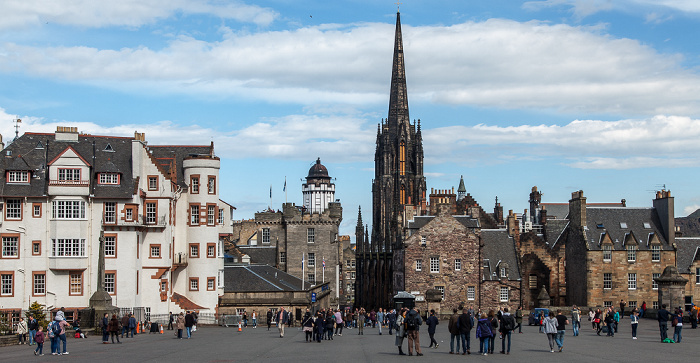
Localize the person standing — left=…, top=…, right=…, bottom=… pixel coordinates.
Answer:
left=302, top=312, right=314, bottom=342
left=168, top=312, right=174, bottom=330
left=325, top=311, right=335, bottom=340
left=458, top=307, right=473, bottom=355
left=571, top=305, right=581, bottom=337
left=358, top=308, right=366, bottom=335
left=542, top=311, right=558, bottom=353
left=476, top=313, right=492, bottom=356
left=266, top=309, right=273, bottom=331
left=277, top=307, right=288, bottom=337
left=109, top=314, right=122, bottom=344
left=499, top=307, right=515, bottom=354
left=128, top=313, right=137, bottom=338
left=395, top=308, right=407, bottom=355
left=377, top=308, right=385, bottom=335
left=448, top=308, right=460, bottom=354
left=619, top=300, right=626, bottom=319
left=405, top=307, right=423, bottom=356
left=27, top=315, right=38, bottom=345
left=589, top=309, right=596, bottom=330
left=657, top=304, right=670, bottom=341
left=252, top=310, right=257, bottom=328
left=630, top=309, right=639, bottom=339
left=369, top=309, right=377, bottom=328
left=313, top=312, right=324, bottom=343
left=594, top=309, right=603, bottom=335
left=121, top=313, right=130, bottom=338
left=185, top=311, right=195, bottom=339
left=487, top=310, right=498, bottom=354
left=176, top=312, right=185, bottom=339
left=16, top=317, right=28, bottom=345
left=426, top=309, right=439, bottom=349
left=387, top=309, right=396, bottom=335
left=242, top=311, right=248, bottom=328
left=334, top=309, right=344, bottom=336
left=515, top=307, right=523, bottom=334
left=33, top=326, right=45, bottom=356
left=613, top=308, right=620, bottom=333
left=554, top=309, right=569, bottom=351
left=672, top=307, right=683, bottom=343
left=102, top=313, right=110, bottom=343
left=604, top=307, right=615, bottom=337
left=55, top=309, right=71, bottom=355
left=640, top=301, right=647, bottom=318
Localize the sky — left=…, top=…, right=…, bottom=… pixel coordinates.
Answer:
left=2, top=0, right=700, bottom=239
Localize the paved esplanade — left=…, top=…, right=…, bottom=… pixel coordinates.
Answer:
left=3, top=320, right=697, bottom=362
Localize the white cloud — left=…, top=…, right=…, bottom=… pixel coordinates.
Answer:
left=0, top=0, right=277, bottom=29
left=1, top=19, right=699, bottom=115
left=684, top=204, right=700, bottom=216
left=524, top=0, right=700, bottom=18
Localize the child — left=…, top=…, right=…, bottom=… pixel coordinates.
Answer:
left=34, top=326, right=45, bottom=356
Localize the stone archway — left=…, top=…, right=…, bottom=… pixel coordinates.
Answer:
left=521, top=253, right=552, bottom=308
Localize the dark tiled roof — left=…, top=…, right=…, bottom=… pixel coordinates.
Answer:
left=675, top=238, right=700, bottom=274
left=149, top=145, right=212, bottom=188
left=583, top=207, right=670, bottom=250
left=407, top=215, right=479, bottom=230
left=676, top=209, right=700, bottom=238
left=0, top=133, right=135, bottom=199
left=224, top=264, right=307, bottom=293
left=238, top=246, right=277, bottom=266
left=546, top=219, right=569, bottom=248
left=542, top=202, right=626, bottom=220
left=481, top=229, right=520, bottom=281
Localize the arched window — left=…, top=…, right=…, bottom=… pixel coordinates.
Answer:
left=399, top=141, right=406, bottom=176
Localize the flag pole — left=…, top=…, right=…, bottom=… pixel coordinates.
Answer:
left=302, top=253, right=305, bottom=290
left=322, top=256, right=325, bottom=284
left=284, top=176, right=287, bottom=204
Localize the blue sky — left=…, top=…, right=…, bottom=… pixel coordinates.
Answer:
left=2, top=0, right=700, bottom=239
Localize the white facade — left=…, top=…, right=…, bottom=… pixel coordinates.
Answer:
left=0, top=128, right=231, bottom=315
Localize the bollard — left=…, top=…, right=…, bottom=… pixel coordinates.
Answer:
left=160, top=324, right=163, bottom=334
left=238, top=322, right=242, bottom=332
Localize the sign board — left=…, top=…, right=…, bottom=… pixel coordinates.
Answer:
left=416, top=296, right=425, bottom=302
left=311, top=292, right=317, bottom=303
left=411, top=291, right=421, bottom=295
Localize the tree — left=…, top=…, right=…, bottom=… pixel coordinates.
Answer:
left=26, top=301, right=49, bottom=329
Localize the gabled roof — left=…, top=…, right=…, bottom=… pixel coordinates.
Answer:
left=675, top=237, right=700, bottom=274
left=224, top=264, right=309, bottom=293
left=149, top=145, right=213, bottom=188
left=481, top=229, right=521, bottom=281
left=583, top=207, right=670, bottom=250
left=237, top=245, right=276, bottom=266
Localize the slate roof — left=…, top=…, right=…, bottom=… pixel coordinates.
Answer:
left=675, top=237, right=700, bottom=274
left=237, top=245, right=277, bottom=266
left=481, top=229, right=521, bottom=281
left=224, top=264, right=308, bottom=293
left=541, top=202, right=626, bottom=220
left=545, top=219, right=569, bottom=248
left=583, top=207, right=671, bottom=250
left=676, top=209, right=700, bottom=238
left=149, top=144, right=213, bottom=188
left=407, top=215, right=479, bottom=230
left=0, top=132, right=135, bottom=199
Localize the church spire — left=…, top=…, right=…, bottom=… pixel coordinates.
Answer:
left=388, top=11, right=409, bottom=132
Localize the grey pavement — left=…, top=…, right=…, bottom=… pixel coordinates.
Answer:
left=2, top=319, right=698, bottom=362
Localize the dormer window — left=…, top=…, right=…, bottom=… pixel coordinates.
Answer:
left=7, top=171, right=29, bottom=183
left=596, top=223, right=604, bottom=229
left=104, top=144, right=114, bottom=152
left=98, top=173, right=120, bottom=185
left=35, top=142, right=44, bottom=149
left=58, top=168, right=81, bottom=182
left=603, top=244, right=612, bottom=262
left=500, top=267, right=507, bottom=278
left=626, top=245, right=637, bottom=262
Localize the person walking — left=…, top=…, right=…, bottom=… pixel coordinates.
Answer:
left=27, top=315, right=38, bottom=345
left=589, top=309, right=596, bottom=330
left=176, top=312, right=185, bottom=339
left=168, top=312, right=174, bottom=330
left=302, top=311, right=314, bottom=342
left=313, top=312, right=324, bottom=343
left=448, top=308, right=461, bottom=354
left=476, top=313, right=493, bottom=356
left=405, top=307, right=423, bottom=356
left=267, top=309, right=273, bottom=331
left=487, top=310, right=498, bottom=354
left=121, top=313, right=130, bottom=338
left=515, top=307, right=523, bottom=334
left=657, top=304, right=670, bottom=341
left=594, top=309, right=603, bottom=335
left=252, top=310, right=257, bottom=328
left=459, top=307, right=473, bottom=355
left=395, top=308, right=407, bottom=355
left=33, top=325, right=45, bottom=356
left=604, top=307, right=615, bottom=337
left=554, top=309, right=569, bottom=351
left=630, top=308, right=639, bottom=339
left=387, top=309, right=396, bottom=335
left=571, top=305, right=581, bottom=337
left=358, top=308, right=366, bottom=335
left=334, top=309, right=344, bottom=336
left=109, top=314, right=122, bottom=344
left=613, top=308, right=620, bottom=333
left=16, top=317, right=28, bottom=345
left=277, top=307, right=288, bottom=338
left=499, top=307, right=515, bottom=354
left=377, top=308, right=385, bottom=335
left=101, top=313, right=110, bottom=343
left=55, top=310, right=71, bottom=355
left=426, top=309, right=439, bottom=349
left=324, top=311, right=335, bottom=340
left=128, top=313, right=137, bottom=337
left=672, top=307, right=683, bottom=343
left=543, top=311, right=558, bottom=353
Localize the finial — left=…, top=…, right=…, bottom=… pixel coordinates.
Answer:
left=395, top=1, right=401, bottom=12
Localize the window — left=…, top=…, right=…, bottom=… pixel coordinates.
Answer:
left=145, top=202, right=156, bottom=224
left=628, top=273, right=637, bottom=289
left=651, top=245, right=661, bottom=262
left=189, top=243, right=199, bottom=258
left=602, top=245, right=612, bottom=262
left=467, top=286, right=475, bottom=300
left=1, top=273, right=13, bottom=296
left=620, top=222, right=628, bottom=229
left=652, top=301, right=659, bottom=310
left=104, top=235, right=116, bottom=258
left=207, top=243, right=216, bottom=258
left=421, top=236, right=426, bottom=246
left=52, top=200, right=85, bottom=219
left=430, top=257, right=440, bottom=273
left=160, top=280, right=168, bottom=292
left=436, top=286, right=445, bottom=300
left=500, top=287, right=509, bottom=302
left=125, top=207, right=134, bottom=222
left=190, top=204, right=200, bottom=225
left=32, top=240, right=41, bottom=256
left=32, top=203, right=41, bottom=218
left=500, top=267, right=507, bottom=278
left=207, top=277, right=215, bottom=291
left=262, top=228, right=270, bottom=244
left=696, top=268, right=700, bottom=284
left=208, top=176, right=216, bottom=194
left=627, top=245, right=637, bottom=262
left=455, top=259, right=461, bottom=271
left=653, top=273, right=660, bottom=290
left=69, top=272, right=82, bottom=295
left=308, top=274, right=315, bottom=284
left=1, top=235, right=19, bottom=258
left=603, top=273, right=612, bottom=289
left=643, top=222, right=652, bottom=229
left=7, top=170, right=29, bottom=183
left=218, top=269, right=224, bottom=288
left=604, top=301, right=613, bottom=308
left=529, top=274, right=538, bottom=289
left=207, top=205, right=215, bottom=225
left=218, top=208, right=224, bottom=224
left=104, top=202, right=116, bottom=224
left=351, top=260, right=356, bottom=268
left=51, top=239, right=86, bottom=257
left=280, top=252, right=286, bottom=263
left=190, top=175, right=199, bottom=194
left=33, top=272, right=46, bottom=296
left=415, top=259, right=422, bottom=272
left=58, top=168, right=81, bottom=181
left=150, top=244, right=161, bottom=258
left=5, top=199, right=21, bottom=220
left=189, top=278, right=199, bottom=291
left=148, top=176, right=158, bottom=191
left=98, top=173, right=119, bottom=185
left=308, top=253, right=315, bottom=267
left=350, top=271, right=356, bottom=279
left=307, top=228, right=315, bottom=243
left=629, top=301, right=637, bottom=309
left=105, top=272, right=116, bottom=295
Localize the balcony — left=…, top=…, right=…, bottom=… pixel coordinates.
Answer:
left=173, top=252, right=188, bottom=269
left=49, top=179, right=90, bottom=187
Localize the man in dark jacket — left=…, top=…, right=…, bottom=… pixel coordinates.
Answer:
left=102, top=313, right=110, bottom=343
left=184, top=311, right=195, bottom=339
left=387, top=309, right=397, bottom=335
left=657, top=304, right=670, bottom=341
left=27, top=315, right=38, bottom=345
left=500, top=308, right=516, bottom=354
left=168, top=312, right=174, bottom=330
left=405, top=308, right=423, bottom=356
left=426, top=309, right=439, bottom=349
left=128, top=314, right=137, bottom=337
left=121, top=314, right=130, bottom=338
left=267, top=309, right=273, bottom=331
left=458, top=308, right=473, bottom=355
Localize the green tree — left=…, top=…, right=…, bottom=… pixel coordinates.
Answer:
left=26, top=301, right=49, bottom=329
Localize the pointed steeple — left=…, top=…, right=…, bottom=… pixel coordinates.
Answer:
left=388, top=12, right=410, bottom=133
left=457, top=175, right=466, bottom=201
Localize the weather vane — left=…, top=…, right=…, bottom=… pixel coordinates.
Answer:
left=13, top=117, right=21, bottom=141
left=395, top=1, right=402, bottom=12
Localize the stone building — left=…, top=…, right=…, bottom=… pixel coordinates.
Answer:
left=675, top=237, right=700, bottom=309
left=340, top=235, right=356, bottom=306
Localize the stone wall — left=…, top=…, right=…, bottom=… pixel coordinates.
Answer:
left=519, top=232, right=565, bottom=308
left=480, top=280, right=521, bottom=311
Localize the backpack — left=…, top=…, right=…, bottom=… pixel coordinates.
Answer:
left=405, top=314, right=417, bottom=330
left=52, top=321, right=62, bottom=337
left=502, top=315, right=514, bottom=331
left=672, top=316, right=679, bottom=327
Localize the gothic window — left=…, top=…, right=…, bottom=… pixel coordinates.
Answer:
left=399, top=141, right=406, bottom=176
left=400, top=185, right=406, bottom=205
